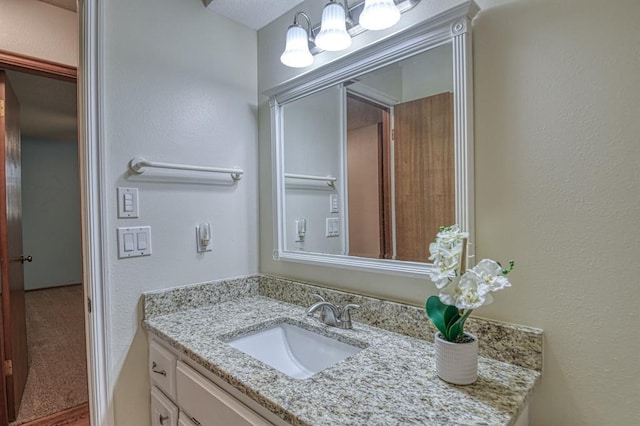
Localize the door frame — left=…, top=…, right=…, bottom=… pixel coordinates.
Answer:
left=78, top=0, right=113, bottom=424
left=0, top=0, right=113, bottom=424
left=0, top=50, right=76, bottom=82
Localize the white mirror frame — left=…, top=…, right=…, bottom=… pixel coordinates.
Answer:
left=267, top=1, right=479, bottom=278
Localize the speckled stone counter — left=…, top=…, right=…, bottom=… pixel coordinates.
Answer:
left=143, top=274, right=542, bottom=426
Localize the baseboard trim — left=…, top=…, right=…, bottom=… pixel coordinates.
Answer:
left=18, top=402, right=89, bottom=426
left=25, top=283, right=83, bottom=293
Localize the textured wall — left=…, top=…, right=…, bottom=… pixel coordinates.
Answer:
left=283, top=85, right=343, bottom=255
left=473, top=0, right=640, bottom=424
left=259, top=0, right=640, bottom=424
left=0, top=0, right=78, bottom=66
left=102, top=0, right=258, bottom=423
left=22, top=137, right=82, bottom=290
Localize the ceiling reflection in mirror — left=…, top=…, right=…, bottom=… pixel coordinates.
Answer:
left=282, top=43, right=454, bottom=263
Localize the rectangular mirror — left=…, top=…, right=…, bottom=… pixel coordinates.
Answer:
left=268, top=2, right=478, bottom=277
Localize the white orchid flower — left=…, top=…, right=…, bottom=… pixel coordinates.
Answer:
left=427, top=259, right=456, bottom=287
left=426, top=224, right=514, bottom=343
left=426, top=224, right=514, bottom=344
left=439, top=271, right=493, bottom=310
left=428, top=225, right=473, bottom=290
left=428, top=272, right=455, bottom=289
left=434, top=225, right=469, bottom=249
left=472, top=259, right=512, bottom=294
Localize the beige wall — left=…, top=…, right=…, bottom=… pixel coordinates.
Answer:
left=0, top=0, right=78, bottom=66
left=260, top=0, right=640, bottom=424
left=474, top=0, right=639, bottom=423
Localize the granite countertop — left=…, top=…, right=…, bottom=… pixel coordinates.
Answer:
left=143, top=282, right=541, bottom=426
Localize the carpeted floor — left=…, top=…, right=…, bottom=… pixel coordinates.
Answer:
left=12, top=285, right=88, bottom=425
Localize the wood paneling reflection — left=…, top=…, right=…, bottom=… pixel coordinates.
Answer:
left=394, top=92, right=454, bottom=262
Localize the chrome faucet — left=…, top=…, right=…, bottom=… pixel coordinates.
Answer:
left=305, top=294, right=360, bottom=329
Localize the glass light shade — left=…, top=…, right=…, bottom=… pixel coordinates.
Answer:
left=315, top=2, right=352, bottom=52
left=280, top=25, right=313, bottom=68
left=359, top=0, right=401, bottom=30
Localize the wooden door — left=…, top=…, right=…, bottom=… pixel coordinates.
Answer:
left=0, top=70, right=28, bottom=422
left=394, top=92, right=455, bottom=262
left=0, top=301, right=6, bottom=425
left=346, top=94, right=392, bottom=259
left=347, top=123, right=382, bottom=258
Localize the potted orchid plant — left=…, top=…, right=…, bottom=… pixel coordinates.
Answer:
left=426, top=225, right=514, bottom=384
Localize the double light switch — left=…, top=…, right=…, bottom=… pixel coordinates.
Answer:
left=117, top=226, right=152, bottom=258
left=326, top=218, right=340, bottom=237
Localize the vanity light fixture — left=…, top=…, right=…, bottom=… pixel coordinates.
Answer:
left=280, top=12, right=315, bottom=68
left=315, top=0, right=353, bottom=52
left=280, top=0, right=422, bottom=68
left=359, top=0, right=401, bottom=30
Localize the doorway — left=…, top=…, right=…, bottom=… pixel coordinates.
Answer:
left=346, top=93, right=392, bottom=259
left=346, top=90, right=455, bottom=262
left=0, top=53, right=88, bottom=425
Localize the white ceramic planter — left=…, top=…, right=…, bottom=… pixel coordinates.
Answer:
left=434, top=332, right=478, bottom=385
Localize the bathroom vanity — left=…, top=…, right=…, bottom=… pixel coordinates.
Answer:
left=143, top=275, right=542, bottom=426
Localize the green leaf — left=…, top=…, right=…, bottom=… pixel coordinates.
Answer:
left=426, top=296, right=448, bottom=337
left=444, top=306, right=460, bottom=329
left=447, top=318, right=464, bottom=341
left=426, top=296, right=461, bottom=341
left=443, top=305, right=460, bottom=341
left=447, top=309, right=473, bottom=342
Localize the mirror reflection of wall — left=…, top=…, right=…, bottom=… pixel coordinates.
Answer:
left=282, top=42, right=455, bottom=262
left=282, top=86, right=345, bottom=254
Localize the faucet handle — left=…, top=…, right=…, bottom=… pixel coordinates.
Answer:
left=341, top=303, right=360, bottom=315
left=311, top=294, right=326, bottom=303
left=306, top=295, right=332, bottom=323
left=310, top=294, right=328, bottom=320
left=339, top=304, right=360, bottom=329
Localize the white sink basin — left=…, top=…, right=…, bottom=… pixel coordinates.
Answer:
left=226, top=321, right=364, bottom=379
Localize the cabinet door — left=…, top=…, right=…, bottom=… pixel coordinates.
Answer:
left=176, top=361, right=270, bottom=426
left=151, top=386, right=178, bottom=426
left=150, top=339, right=178, bottom=399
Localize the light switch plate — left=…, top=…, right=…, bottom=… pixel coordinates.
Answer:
left=117, top=187, right=139, bottom=218
left=329, top=194, right=339, bottom=213
left=325, top=218, right=340, bottom=237
left=117, top=226, right=151, bottom=258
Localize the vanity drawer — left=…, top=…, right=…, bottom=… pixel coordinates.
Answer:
left=150, top=339, right=177, bottom=399
left=178, top=413, right=199, bottom=426
left=176, top=361, right=270, bottom=426
left=151, top=386, right=178, bottom=426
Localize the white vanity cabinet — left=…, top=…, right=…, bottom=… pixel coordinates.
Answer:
left=150, top=340, right=178, bottom=399
left=176, top=361, right=269, bottom=426
left=151, top=386, right=179, bottom=426
left=148, top=337, right=276, bottom=426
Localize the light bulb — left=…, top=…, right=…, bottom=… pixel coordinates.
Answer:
left=359, top=0, right=401, bottom=31
left=315, top=1, right=352, bottom=52
left=280, top=25, right=313, bottom=68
